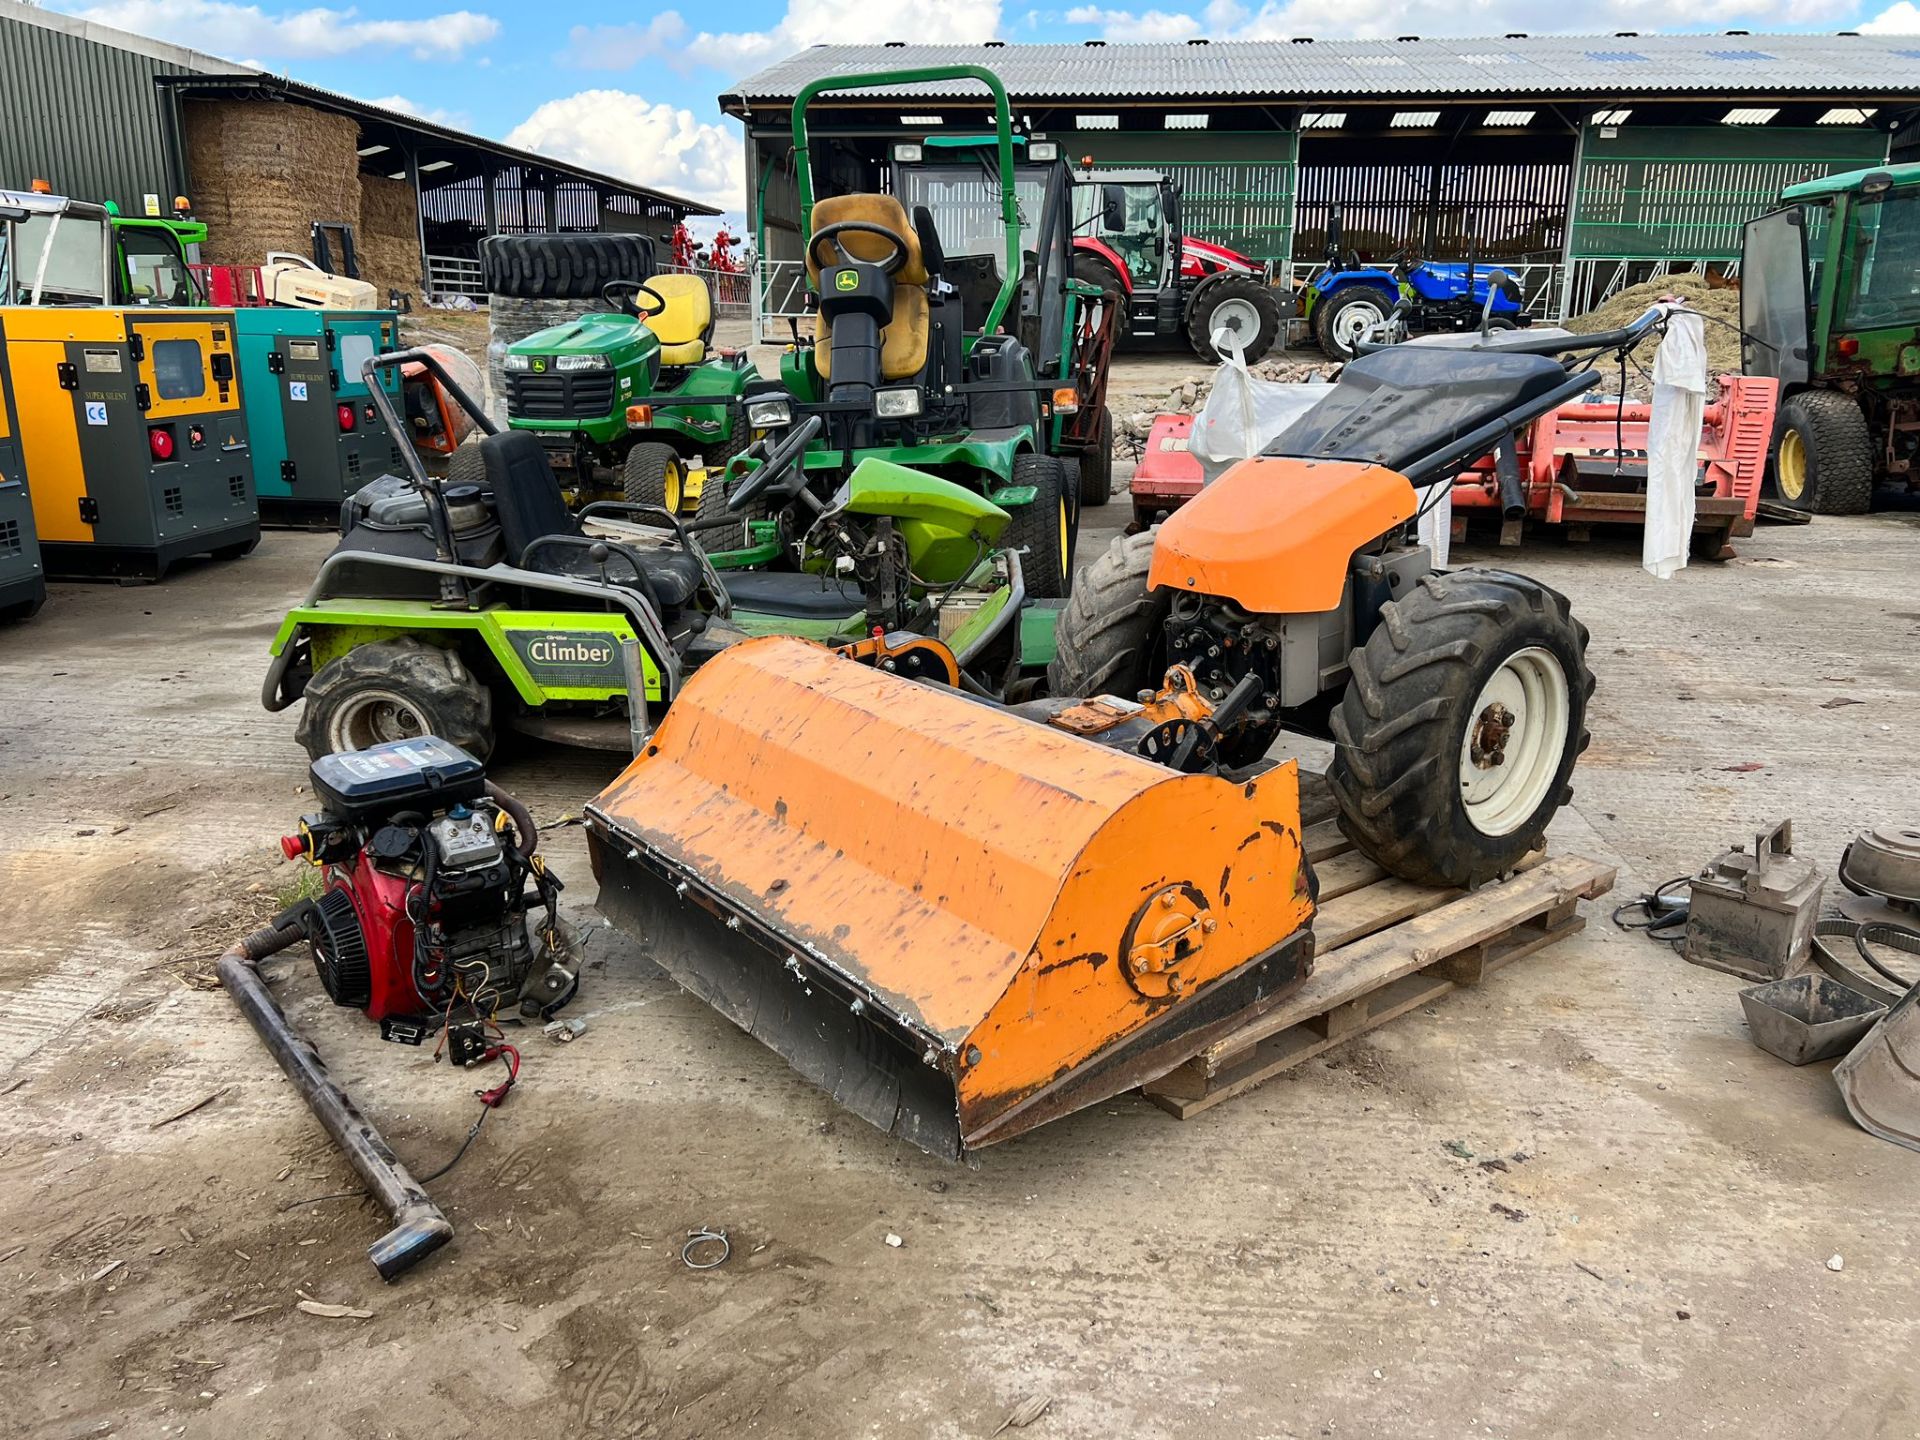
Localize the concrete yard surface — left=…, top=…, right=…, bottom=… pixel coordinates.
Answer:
left=1, top=498, right=1918, bottom=1439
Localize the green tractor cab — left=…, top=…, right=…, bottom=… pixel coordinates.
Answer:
left=502, top=243, right=755, bottom=509
left=1743, top=162, right=1920, bottom=514
left=751, top=66, right=1117, bottom=601
left=266, top=349, right=1034, bottom=760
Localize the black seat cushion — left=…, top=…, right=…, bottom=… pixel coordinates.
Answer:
left=721, top=569, right=865, bottom=620
left=484, top=431, right=580, bottom=561
left=1268, top=347, right=1577, bottom=475
left=536, top=546, right=704, bottom=609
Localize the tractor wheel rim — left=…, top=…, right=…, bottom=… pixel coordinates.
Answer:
left=1058, top=499, right=1071, bottom=571
left=1332, top=301, right=1386, bottom=351
left=1209, top=297, right=1261, bottom=345
left=330, top=687, right=430, bottom=752
left=1457, top=646, right=1569, bottom=837
left=1778, top=429, right=1807, bottom=501
left=664, top=461, right=684, bottom=511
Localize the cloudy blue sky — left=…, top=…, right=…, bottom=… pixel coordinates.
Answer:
left=52, top=0, right=1920, bottom=229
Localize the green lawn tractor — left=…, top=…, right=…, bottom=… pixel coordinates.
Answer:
left=1742, top=161, right=1920, bottom=514
left=264, top=349, right=1032, bottom=760
left=756, top=65, right=1118, bottom=601
left=497, top=238, right=755, bottom=510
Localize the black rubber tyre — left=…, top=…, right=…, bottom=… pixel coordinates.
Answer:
left=1316, top=285, right=1394, bottom=361
left=622, top=442, right=686, bottom=512
left=480, top=234, right=653, bottom=300
left=1186, top=274, right=1283, bottom=363
left=1077, top=407, right=1114, bottom=506
left=1002, top=454, right=1073, bottom=599
left=1765, top=390, right=1874, bottom=516
left=1329, top=570, right=1594, bottom=889
left=445, top=442, right=487, bottom=492
left=296, top=637, right=493, bottom=763
left=1048, top=529, right=1168, bottom=697
left=1073, top=253, right=1127, bottom=303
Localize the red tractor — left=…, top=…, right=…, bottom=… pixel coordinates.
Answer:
left=1072, top=167, right=1284, bottom=364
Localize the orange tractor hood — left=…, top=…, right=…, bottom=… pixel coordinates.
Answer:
left=1149, top=457, right=1416, bottom=613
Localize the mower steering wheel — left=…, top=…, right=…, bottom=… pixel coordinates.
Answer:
left=808, top=221, right=911, bottom=277
left=603, top=278, right=669, bottom=318
left=727, top=414, right=823, bottom=513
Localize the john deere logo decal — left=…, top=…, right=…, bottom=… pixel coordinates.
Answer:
left=835, top=271, right=858, bottom=292
left=532, top=357, right=548, bottom=373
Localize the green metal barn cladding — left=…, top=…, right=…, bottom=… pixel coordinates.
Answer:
left=723, top=33, right=1920, bottom=333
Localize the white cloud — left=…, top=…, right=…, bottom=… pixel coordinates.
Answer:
left=69, top=0, right=499, bottom=60
left=562, top=14, right=690, bottom=70
left=362, top=94, right=468, bottom=127
left=1067, top=0, right=1860, bottom=40
left=506, top=91, right=744, bottom=212
left=562, top=0, right=1002, bottom=75
left=1861, top=0, right=1920, bottom=29
left=1064, top=5, right=1203, bottom=40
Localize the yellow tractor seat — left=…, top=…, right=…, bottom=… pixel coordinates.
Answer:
left=643, top=273, right=713, bottom=366
left=807, top=193, right=930, bottom=383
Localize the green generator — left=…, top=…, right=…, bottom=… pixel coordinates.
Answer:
left=235, top=308, right=405, bottom=525
left=0, top=313, right=46, bottom=620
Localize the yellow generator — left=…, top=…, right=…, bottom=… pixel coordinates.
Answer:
left=0, top=313, right=46, bottom=620
left=2, top=307, right=259, bottom=580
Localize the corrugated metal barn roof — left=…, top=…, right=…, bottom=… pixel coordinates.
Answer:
left=723, top=34, right=1920, bottom=106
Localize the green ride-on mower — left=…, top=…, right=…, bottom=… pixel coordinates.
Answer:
left=758, top=66, right=1118, bottom=601
left=500, top=239, right=755, bottom=511
left=264, top=349, right=1032, bottom=761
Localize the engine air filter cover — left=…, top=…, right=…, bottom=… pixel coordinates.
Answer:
left=312, top=886, right=373, bottom=1008
left=310, top=736, right=487, bottom=824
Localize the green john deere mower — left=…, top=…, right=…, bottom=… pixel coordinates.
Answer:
left=264, top=349, right=1033, bottom=760
left=491, top=236, right=756, bottom=510
left=750, top=66, right=1118, bottom=600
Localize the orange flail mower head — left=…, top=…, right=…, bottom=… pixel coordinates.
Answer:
left=1149, top=457, right=1416, bottom=614
left=585, top=636, right=1316, bottom=1158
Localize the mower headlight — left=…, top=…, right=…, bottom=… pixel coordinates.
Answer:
left=893, top=143, right=923, bottom=163
left=874, top=386, right=924, bottom=420
left=746, top=395, right=793, bottom=428
left=1028, top=142, right=1058, bottom=161
left=556, top=353, right=610, bottom=372
left=504, top=352, right=531, bottom=372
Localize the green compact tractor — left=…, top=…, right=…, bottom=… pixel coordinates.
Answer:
left=498, top=239, right=755, bottom=510
left=754, top=66, right=1117, bottom=600
left=1743, top=162, right=1920, bottom=514
left=264, top=350, right=1033, bottom=760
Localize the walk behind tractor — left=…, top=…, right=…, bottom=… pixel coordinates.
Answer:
left=759, top=66, right=1118, bottom=598
left=1742, top=161, right=1920, bottom=514
left=1303, top=206, right=1529, bottom=361
left=264, top=350, right=1031, bottom=761
left=583, top=315, right=1613, bottom=1161
left=1071, top=167, right=1285, bottom=363
left=494, top=235, right=757, bottom=509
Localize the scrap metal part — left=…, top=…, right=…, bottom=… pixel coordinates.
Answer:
left=217, top=922, right=453, bottom=1279
left=1834, top=976, right=1920, bottom=1154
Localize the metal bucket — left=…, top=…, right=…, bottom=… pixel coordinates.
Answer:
left=1738, top=972, right=1886, bottom=1066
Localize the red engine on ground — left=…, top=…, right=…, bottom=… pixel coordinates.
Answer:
left=280, top=737, right=579, bottom=1034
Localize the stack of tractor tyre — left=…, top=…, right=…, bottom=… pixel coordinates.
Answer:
left=480, top=234, right=655, bottom=424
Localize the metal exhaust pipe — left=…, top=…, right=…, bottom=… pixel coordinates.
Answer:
left=217, top=921, right=453, bottom=1280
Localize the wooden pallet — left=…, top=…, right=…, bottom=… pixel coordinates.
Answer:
left=1142, top=788, right=1617, bottom=1120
